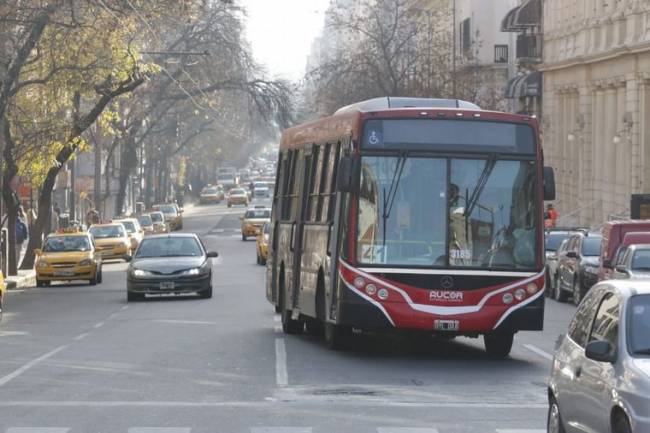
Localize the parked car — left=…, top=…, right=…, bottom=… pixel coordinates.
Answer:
left=149, top=211, right=169, bottom=234
left=227, top=188, right=249, bottom=207
left=556, top=232, right=602, bottom=305
left=599, top=220, right=650, bottom=281
left=152, top=203, right=183, bottom=231
left=610, top=244, right=650, bottom=280
left=548, top=279, right=650, bottom=433
left=126, top=233, right=218, bottom=301
left=545, top=230, right=575, bottom=297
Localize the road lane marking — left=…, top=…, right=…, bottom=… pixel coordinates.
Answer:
left=251, top=429, right=312, bottom=433
left=0, top=401, right=548, bottom=408
left=153, top=319, right=217, bottom=326
left=121, top=305, right=129, bottom=310
left=73, top=333, right=90, bottom=341
left=274, top=325, right=282, bottom=333
left=128, top=429, right=191, bottom=433
left=377, top=429, right=439, bottom=433
left=275, top=338, right=288, bottom=387
left=93, top=322, right=105, bottom=329
left=6, top=429, right=70, bottom=433
left=496, top=430, right=545, bottom=433
left=523, top=344, right=554, bottom=361
left=0, top=331, right=29, bottom=337
left=273, top=315, right=281, bottom=322
left=0, top=345, right=68, bottom=387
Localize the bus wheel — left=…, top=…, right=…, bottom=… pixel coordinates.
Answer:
left=280, top=292, right=303, bottom=334
left=484, top=332, right=514, bottom=358
left=324, top=323, right=350, bottom=351
left=305, top=319, right=324, bottom=336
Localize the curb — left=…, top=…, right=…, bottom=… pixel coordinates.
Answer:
left=6, top=272, right=36, bottom=290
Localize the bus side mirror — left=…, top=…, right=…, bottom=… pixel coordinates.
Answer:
left=543, top=166, right=556, bottom=201
left=337, top=156, right=358, bottom=193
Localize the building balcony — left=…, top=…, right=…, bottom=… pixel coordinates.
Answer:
left=516, top=34, right=542, bottom=64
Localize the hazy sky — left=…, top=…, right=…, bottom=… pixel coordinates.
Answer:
left=242, top=0, right=331, bottom=81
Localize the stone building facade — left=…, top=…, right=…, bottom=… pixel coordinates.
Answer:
left=541, top=0, right=650, bottom=226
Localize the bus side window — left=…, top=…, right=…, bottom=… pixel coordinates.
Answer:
left=325, top=141, right=342, bottom=223
left=307, top=145, right=321, bottom=223
left=316, top=142, right=331, bottom=222
left=289, top=150, right=305, bottom=221
left=281, top=150, right=296, bottom=221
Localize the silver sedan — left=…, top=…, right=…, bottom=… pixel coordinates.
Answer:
left=548, top=279, right=650, bottom=433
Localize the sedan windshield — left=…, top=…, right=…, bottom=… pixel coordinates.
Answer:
left=357, top=156, right=537, bottom=269
left=632, top=249, right=650, bottom=271
left=157, top=205, right=177, bottom=215
left=231, top=189, right=246, bottom=195
left=628, top=295, right=650, bottom=356
left=546, top=232, right=570, bottom=251
left=150, top=213, right=163, bottom=223
left=90, top=225, right=125, bottom=239
left=245, top=210, right=270, bottom=219
left=582, top=237, right=602, bottom=256
left=136, top=237, right=203, bottom=258
left=137, top=215, right=153, bottom=226
left=120, top=221, right=136, bottom=233
left=43, top=236, right=90, bottom=252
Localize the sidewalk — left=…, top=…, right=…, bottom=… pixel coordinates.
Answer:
left=5, top=268, right=36, bottom=290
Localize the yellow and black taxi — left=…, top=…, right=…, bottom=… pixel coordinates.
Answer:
left=256, top=222, right=270, bottom=265
left=35, top=229, right=103, bottom=287
left=136, top=213, right=155, bottom=236
left=89, top=223, right=132, bottom=261
left=227, top=187, right=249, bottom=207
left=152, top=204, right=183, bottom=231
left=240, top=207, right=270, bottom=240
left=199, top=185, right=223, bottom=204
left=0, top=269, right=5, bottom=321
left=149, top=211, right=169, bottom=234
left=115, top=217, right=144, bottom=250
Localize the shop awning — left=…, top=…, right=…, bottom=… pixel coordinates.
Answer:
left=501, top=0, right=541, bottom=32
left=504, top=71, right=542, bottom=98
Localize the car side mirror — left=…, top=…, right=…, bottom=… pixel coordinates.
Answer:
left=207, top=251, right=219, bottom=258
left=124, top=255, right=132, bottom=262
left=566, top=251, right=578, bottom=259
left=543, top=166, right=556, bottom=201
left=585, top=340, right=616, bottom=363
left=603, top=258, right=612, bottom=268
left=615, top=265, right=628, bottom=274
left=34, top=248, right=42, bottom=255
left=336, top=155, right=359, bottom=193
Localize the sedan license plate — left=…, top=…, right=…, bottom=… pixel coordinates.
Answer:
left=434, top=319, right=459, bottom=332
left=54, top=270, right=74, bottom=277
left=160, top=281, right=175, bottom=290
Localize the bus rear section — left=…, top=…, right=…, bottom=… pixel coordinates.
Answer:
left=266, top=98, right=555, bottom=357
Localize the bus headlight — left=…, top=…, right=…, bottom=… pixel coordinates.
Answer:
left=365, top=284, right=377, bottom=295
left=526, top=282, right=538, bottom=295
left=377, top=288, right=389, bottom=300
left=514, top=288, right=526, bottom=301
left=502, top=293, right=514, bottom=304
left=353, top=277, right=365, bottom=289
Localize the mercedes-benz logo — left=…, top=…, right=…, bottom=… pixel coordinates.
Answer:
left=440, top=276, right=454, bottom=289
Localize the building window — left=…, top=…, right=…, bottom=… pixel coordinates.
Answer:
left=494, top=45, right=508, bottom=63
left=460, top=18, right=471, bottom=52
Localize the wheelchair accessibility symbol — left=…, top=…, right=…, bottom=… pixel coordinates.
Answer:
left=368, top=131, right=380, bottom=146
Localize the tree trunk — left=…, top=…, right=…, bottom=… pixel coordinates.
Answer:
left=2, top=116, right=19, bottom=274
left=115, top=136, right=139, bottom=215
left=21, top=168, right=57, bottom=269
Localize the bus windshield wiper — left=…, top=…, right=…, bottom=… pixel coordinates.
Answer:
left=465, top=154, right=497, bottom=217
left=382, top=152, right=408, bottom=246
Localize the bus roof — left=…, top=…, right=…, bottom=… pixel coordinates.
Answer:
left=280, top=97, right=538, bottom=151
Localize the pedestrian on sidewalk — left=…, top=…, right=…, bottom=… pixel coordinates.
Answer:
left=15, top=206, right=28, bottom=267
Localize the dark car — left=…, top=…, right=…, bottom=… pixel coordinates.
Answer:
left=556, top=232, right=602, bottom=305
left=126, top=234, right=218, bottom=302
left=544, top=230, right=575, bottom=297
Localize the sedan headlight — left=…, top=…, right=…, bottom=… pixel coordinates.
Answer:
left=584, top=265, right=598, bottom=275
left=180, top=268, right=200, bottom=276
left=78, top=258, right=93, bottom=266
left=133, top=269, right=153, bottom=277
left=37, top=260, right=49, bottom=268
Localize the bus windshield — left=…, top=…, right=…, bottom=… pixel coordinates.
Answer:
left=357, top=156, right=537, bottom=269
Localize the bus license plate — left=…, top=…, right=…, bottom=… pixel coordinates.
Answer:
left=434, top=320, right=459, bottom=331
left=160, top=281, right=175, bottom=290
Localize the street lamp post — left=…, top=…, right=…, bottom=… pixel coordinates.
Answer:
left=452, top=0, right=457, bottom=99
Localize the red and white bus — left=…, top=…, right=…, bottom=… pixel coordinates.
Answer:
left=266, top=97, right=555, bottom=357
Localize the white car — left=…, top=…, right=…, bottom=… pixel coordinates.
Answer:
left=548, top=279, right=650, bottom=433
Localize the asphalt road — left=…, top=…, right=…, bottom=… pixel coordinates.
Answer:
left=0, top=201, right=577, bottom=433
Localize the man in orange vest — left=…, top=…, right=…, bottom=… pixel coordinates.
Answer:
left=545, top=204, right=559, bottom=228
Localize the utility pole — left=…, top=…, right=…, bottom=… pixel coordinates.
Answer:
left=452, top=0, right=457, bottom=99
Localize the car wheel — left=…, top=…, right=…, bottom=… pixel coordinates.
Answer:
left=547, top=397, right=566, bottom=433
left=200, top=287, right=213, bottom=299
left=572, top=278, right=583, bottom=306
left=261, top=256, right=267, bottom=265
left=127, top=291, right=143, bottom=302
left=242, top=234, right=247, bottom=241
left=553, top=275, right=569, bottom=302
left=89, top=274, right=97, bottom=286
left=227, top=203, right=232, bottom=208
left=484, top=332, right=514, bottom=357
left=97, top=267, right=103, bottom=283
left=36, top=279, right=50, bottom=288
left=256, top=252, right=261, bottom=265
